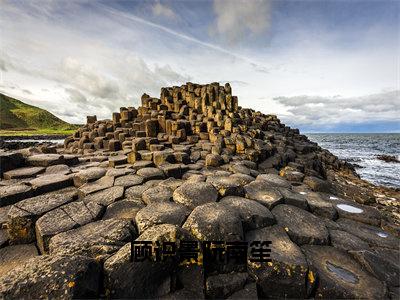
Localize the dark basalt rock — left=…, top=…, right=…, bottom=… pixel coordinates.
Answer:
left=48, top=219, right=134, bottom=260
left=3, top=166, right=45, bottom=180
left=246, top=225, right=308, bottom=298
left=244, top=181, right=284, bottom=209
left=0, top=183, right=33, bottom=207
left=135, top=202, right=190, bottom=233
left=35, top=201, right=104, bottom=253
left=7, top=187, right=78, bottom=244
left=102, top=199, right=144, bottom=220
left=271, top=204, right=329, bottom=245
left=302, top=245, right=387, bottom=299
left=182, top=202, right=243, bottom=242
left=305, top=192, right=338, bottom=220
left=0, top=254, right=101, bottom=299
left=337, top=218, right=399, bottom=249
left=205, top=272, right=248, bottom=299
left=376, top=154, right=399, bottom=163
left=330, top=229, right=370, bottom=252
left=220, top=196, right=275, bottom=230
left=0, top=244, right=38, bottom=276
left=173, top=181, right=218, bottom=209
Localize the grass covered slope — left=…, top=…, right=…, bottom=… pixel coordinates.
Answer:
left=0, top=93, right=78, bottom=135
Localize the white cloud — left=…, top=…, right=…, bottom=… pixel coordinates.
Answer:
left=274, top=90, right=400, bottom=126
left=152, top=1, right=177, bottom=20
left=212, top=0, right=272, bottom=44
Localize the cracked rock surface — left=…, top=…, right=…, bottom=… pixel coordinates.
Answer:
left=0, top=82, right=398, bottom=299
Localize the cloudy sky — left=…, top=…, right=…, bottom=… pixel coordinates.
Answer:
left=1, top=0, right=399, bottom=132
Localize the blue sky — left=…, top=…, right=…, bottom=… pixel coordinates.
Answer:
left=1, top=0, right=399, bottom=132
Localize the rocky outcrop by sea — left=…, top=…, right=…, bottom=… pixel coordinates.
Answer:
left=0, top=82, right=399, bottom=299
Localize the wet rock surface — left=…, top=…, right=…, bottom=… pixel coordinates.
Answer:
left=0, top=82, right=398, bottom=299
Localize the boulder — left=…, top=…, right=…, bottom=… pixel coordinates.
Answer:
left=206, top=176, right=245, bottom=197
left=271, top=204, right=329, bottom=245
left=220, top=196, right=275, bottom=230
left=135, top=202, right=190, bottom=233
left=49, top=219, right=134, bottom=260
left=173, top=182, right=218, bottom=209
left=0, top=254, right=101, bottom=299
left=246, top=225, right=308, bottom=298
left=302, top=245, right=387, bottom=299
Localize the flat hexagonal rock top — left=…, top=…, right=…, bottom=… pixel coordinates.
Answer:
left=246, top=225, right=308, bottom=299
left=136, top=224, right=195, bottom=243
left=102, top=199, right=144, bottom=220
left=332, top=200, right=381, bottom=226
left=0, top=244, right=38, bottom=277
left=244, top=180, right=284, bottom=209
left=228, top=173, right=255, bottom=186
left=304, top=192, right=337, bottom=220
left=256, top=173, right=292, bottom=189
left=36, top=201, right=104, bottom=254
left=206, top=176, right=245, bottom=197
left=277, top=187, right=308, bottom=210
left=26, top=154, right=64, bottom=167
left=7, top=187, right=78, bottom=244
left=3, top=166, right=45, bottom=180
left=302, top=245, right=387, bottom=299
left=337, top=218, right=399, bottom=249
left=29, top=174, right=72, bottom=194
left=136, top=167, right=165, bottom=181
left=48, top=219, right=134, bottom=260
left=135, top=202, right=190, bottom=233
left=142, top=185, right=173, bottom=204
left=271, top=204, right=329, bottom=246
left=0, top=183, right=33, bottom=207
left=73, top=167, right=107, bottom=187
left=83, top=185, right=124, bottom=206
left=114, top=174, right=144, bottom=188
left=173, top=182, right=218, bottom=209
left=220, top=196, right=275, bottom=230
left=182, top=202, right=243, bottom=241
left=330, top=230, right=370, bottom=252
left=0, top=254, right=101, bottom=299
left=78, top=175, right=115, bottom=198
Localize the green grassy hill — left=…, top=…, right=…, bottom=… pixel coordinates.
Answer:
left=0, top=93, right=79, bottom=135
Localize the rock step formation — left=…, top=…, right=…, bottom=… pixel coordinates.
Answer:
left=0, top=82, right=398, bottom=299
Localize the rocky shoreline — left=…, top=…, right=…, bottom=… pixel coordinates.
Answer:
left=0, top=82, right=399, bottom=299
